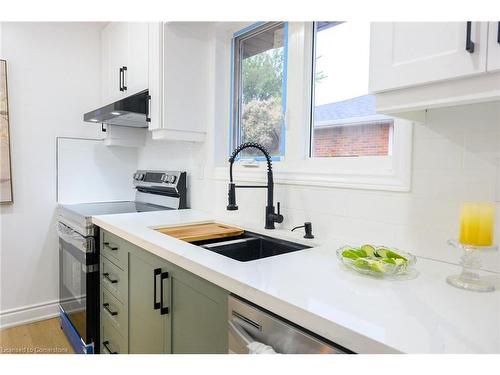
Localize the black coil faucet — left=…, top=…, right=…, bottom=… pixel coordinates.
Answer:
left=227, top=142, right=283, bottom=229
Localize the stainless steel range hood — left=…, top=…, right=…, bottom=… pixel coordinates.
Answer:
left=83, top=90, right=150, bottom=128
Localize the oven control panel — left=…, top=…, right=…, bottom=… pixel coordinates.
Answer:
left=133, top=170, right=187, bottom=209
left=133, top=171, right=179, bottom=185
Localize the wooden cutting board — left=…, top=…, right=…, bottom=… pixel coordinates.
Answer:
left=155, top=222, right=244, bottom=243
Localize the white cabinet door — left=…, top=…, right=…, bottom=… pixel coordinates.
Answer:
left=160, top=22, right=209, bottom=140
left=126, top=22, right=149, bottom=95
left=369, top=22, right=489, bottom=93
left=487, top=22, right=500, bottom=72
left=101, top=22, right=148, bottom=103
left=147, top=22, right=163, bottom=131
left=147, top=22, right=208, bottom=142
left=102, top=22, right=128, bottom=103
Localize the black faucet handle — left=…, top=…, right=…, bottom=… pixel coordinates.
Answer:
left=273, top=202, right=283, bottom=224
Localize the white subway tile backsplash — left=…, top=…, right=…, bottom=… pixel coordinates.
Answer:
left=412, top=137, right=463, bottom=171
left=139, top=102, right=500, bottom=273
left=346, top=192, right=413, bottom=225
left=277, top=185, right=349, bottom=217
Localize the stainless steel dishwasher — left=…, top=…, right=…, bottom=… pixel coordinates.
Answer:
left=228, top=295, right=349, bottom=354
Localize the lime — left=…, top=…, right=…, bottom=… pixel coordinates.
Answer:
left=384, top=249, right=407, bottom=261
left=360, top=244, right=376, bottom=257
left=342, top=249, right=360, bottom=260
left=393, top=258, right=407, bottom=266
left=352, top=258, right=372, bottom=270
left=370, top=260, right=387, bottom=273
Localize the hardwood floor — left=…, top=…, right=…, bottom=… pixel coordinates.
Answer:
left=0, top=318, right=74, bottom=354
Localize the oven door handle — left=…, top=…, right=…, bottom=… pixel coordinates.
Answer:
left=57, top=222, right=94, bottom=253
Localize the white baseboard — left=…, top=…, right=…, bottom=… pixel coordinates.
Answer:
left=0, top=300, right=60, bottom=329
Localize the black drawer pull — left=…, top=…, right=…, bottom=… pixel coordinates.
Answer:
left=103, top=303, right=118, bottom=316
left=160, top=271, right=169, bottom=315
left=466, top=21, right=475, bottom=53
left=153, top=268, right=161, bottom=310
left=103, top=340, right=117, bottom=354
left=103, top=242, right=118, bottom=251
left=103, top=272, right=118, bottom=284
left=497, top=22, right=500, bottom=45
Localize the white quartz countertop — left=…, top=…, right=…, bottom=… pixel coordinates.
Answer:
left=92, top=209, right=500, bottom=354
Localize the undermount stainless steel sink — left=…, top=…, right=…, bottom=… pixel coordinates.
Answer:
left=191, top=231, right=311, bottom=262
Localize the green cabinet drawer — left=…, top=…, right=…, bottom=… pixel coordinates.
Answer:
left=100, top=256, right=128, bottom=303
left=100, top=286, right=128, bottom=339
left=101, top=230, right=128, bottom=270
left=101, top=313, right=128, bottom=354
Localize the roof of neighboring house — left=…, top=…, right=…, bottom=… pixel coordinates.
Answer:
left=314, top=95, right=378, bottom=122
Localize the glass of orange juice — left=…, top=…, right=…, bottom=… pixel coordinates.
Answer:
left=447, top=202, right=497, bottom=292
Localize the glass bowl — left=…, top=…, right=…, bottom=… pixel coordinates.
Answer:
left=336, top=245, right=417, bottom=278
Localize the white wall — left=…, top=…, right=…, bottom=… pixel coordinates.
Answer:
left=0, top=23, right=104, bottom=327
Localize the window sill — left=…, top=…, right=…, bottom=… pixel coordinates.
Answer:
left=210, top=160, right=411, bottom=192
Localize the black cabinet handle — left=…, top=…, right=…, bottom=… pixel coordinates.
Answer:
left=497, top=22, right=500, bottom=44
left=122, top=66, right=127, bottom=91
left=103, top=272, right=118, bottom=284
left=153, top=268, right=161, bottom=310
left=119, top=67, right=124, bottom=92
left=103, top=242, right=118, bottom=251
left=466, top=21, right=475, bottom=53
left=103, top=303, right=118, bottom=316
left=103, top=341, right=117, bottom=354
left=146, top=95, right=151, bottom=123
left=160, top=271, right=169, bottom=315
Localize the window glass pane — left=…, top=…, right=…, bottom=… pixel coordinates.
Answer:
left=311, top=22, right=393, bottom=158
left=233, top=23, right=286, bottom=158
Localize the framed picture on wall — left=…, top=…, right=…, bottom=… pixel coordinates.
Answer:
left=1, top=59, right=13, bottom=204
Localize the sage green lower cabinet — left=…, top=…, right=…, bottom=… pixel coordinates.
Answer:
left=99, top=229, right=229, bottom=354
left=128, top=249, right=171, bottom=354
left=170, top=267, right=228, bottom=353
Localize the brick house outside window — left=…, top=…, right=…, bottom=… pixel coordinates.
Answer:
left=312, top=94, right=394, bottom=158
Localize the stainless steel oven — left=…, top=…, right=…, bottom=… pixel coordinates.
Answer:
left=57, top=222, right=99, bottom=354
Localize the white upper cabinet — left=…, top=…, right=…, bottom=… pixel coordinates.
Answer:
left=148, top=22, right=210, bottom=142
left=147, top=22, right=163, bottom=132
left=369, top=22, right=489, bottom=93
left=101, top=22, right=128, bottom=103
left=487, top=22, right=500, bottom=72
left=101, top=22, right=149, bottom=104
left=127, top=23, right=149, bottom=95
left=369, top=22, right=500, bottom=116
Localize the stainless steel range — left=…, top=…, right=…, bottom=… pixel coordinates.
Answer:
left=57, top=170, right=187, bottom=354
